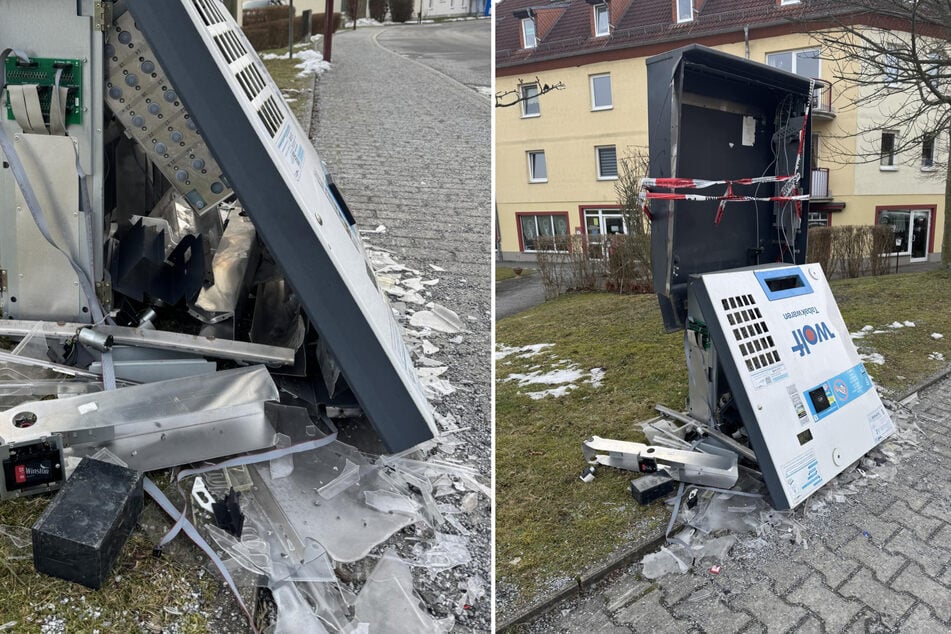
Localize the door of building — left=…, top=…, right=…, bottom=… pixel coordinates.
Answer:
left=910, top=209, right=930, bottom=262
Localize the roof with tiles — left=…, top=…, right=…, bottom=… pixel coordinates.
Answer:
left=497, top=0, right=850, bottom=69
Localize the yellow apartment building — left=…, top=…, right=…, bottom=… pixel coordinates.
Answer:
left=495, top=0, right=946, bottom=263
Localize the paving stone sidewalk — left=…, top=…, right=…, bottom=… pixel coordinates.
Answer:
left=309, top=25, right=492, bottom=632
left=525, top=376, right=951, bottom=633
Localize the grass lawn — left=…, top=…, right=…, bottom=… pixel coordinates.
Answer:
left=495, top=269, right=951, bottom=611
left=496, top=266, right=534, bottom=282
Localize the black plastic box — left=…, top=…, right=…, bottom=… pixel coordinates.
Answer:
left=32, top=457, right=144, bottom=589
left=630, top=472, right=676, bottom=506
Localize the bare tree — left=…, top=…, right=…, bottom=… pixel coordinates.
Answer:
left=608, top=148, right=653, bottom=293
left=812, top=0, right=951, bottom=265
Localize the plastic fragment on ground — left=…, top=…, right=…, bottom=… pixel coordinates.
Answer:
left=269, top=433, right=295, bottom=480
left=317, top=459, right=360, bottom=500
left=255, top=441, right=420, bottom=562
left=409, top=532, right=471, bottom=572
left=409, top=304, right=464, bottom=334
left=641, top=546, right=690, bottom=579
left=466, top=575, right=487, bottom=606
left=689, top=535, right=736, bottom=561
left=0, top=524, right=31, bottom=550
left=352, top=549, right=454, bottom=634
left=364, top=490, right=420, bottom=517
left=271, top=582, right=328, bottom=634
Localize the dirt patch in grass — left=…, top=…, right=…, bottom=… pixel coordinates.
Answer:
left=496, top=267, right=533, bottom=282
left=495, top=269, right=951, bottom=614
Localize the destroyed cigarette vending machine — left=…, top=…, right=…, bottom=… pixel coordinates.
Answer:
left=0, top=0, right=436, bottom=498
left=644, top=46, right=894, bottom=510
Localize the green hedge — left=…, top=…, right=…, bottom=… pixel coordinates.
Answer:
left=242, top=12, right=344, bottom=51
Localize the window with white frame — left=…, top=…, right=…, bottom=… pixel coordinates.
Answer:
left=596, top=145, right=618, bottom=179
left=583, top=208, right=627, bottom=237
left=590, top=73, right=612, bottom=110
left=884, top=51, right=900, bottom=86
left=522, top=18, right=537, bottom=48
left=807, top=211, right=828, bottom=228
left=595, top=4, right=610, bottom=36
left=922, top=133, right=936, bottom=169
left=677, top=0, right=694, bottom=23
left=519, top=214, right=569, bottom=251
left=521, top=83, right=540, bottom=117
left=880, top=130, right=897, bottom=168
left=528, top=150, right=548, bottom=182
left=767, top=48, right=822, bottom=104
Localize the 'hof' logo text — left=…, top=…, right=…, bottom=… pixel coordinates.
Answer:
left=791, top=322, right=836, bottom=356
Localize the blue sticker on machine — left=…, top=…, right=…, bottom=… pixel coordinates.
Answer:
left=804, top=363, right=873, bottom=422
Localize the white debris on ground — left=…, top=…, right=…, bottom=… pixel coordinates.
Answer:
left=929, top=352, right=945, bottom=361
left=497, top=343, right=606, bottom=400
left=931, top=332, right=944, bottom=340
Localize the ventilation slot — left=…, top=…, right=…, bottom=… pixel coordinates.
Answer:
left=257, top=95, right=284, bottom=137
left=193, top=0, right=226, bottom=26
left=720, top=294, right=782, bottom=374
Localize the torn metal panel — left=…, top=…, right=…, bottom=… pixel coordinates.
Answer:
left=192, top=214, right=256, bottom=324
left=582, top=436, right=738, bottom=488
left=125, top=0, right=435, bottom=452
left=0, top=320, right=295, bottom=366
left=0, top=366, right=279, bottom=474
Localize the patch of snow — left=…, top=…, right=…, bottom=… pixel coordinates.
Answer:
left=526, top=385, right=576, bottom=399
left=931, top=333, right=944, bottom=340
left=929, top=352, right=945, bottom=361
left=860, top=352, right=886, bottom=365
left=887, top=321, right=904, bottom=329
left=505, top=367, right=586, bottom=386
left=494, top=343, right=554, bottom=360
left=903, top=320, right=916, bottom=327
left=294, top=50, right=331, bottom=76
left=587, top=368, right=606, bottom=388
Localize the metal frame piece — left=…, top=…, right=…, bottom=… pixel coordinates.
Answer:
left=0, top=320, right=295, bottom=365
left=0, top=365, right=279, bottom=476
left=582, top=435, right=738, bottom=488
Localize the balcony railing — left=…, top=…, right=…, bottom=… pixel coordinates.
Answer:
left=811, top=167, right=830, bottom=199
left=812, top=85, right=834, bottom=116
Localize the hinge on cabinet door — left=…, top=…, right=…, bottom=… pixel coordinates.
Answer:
left=93, top=1, right=113, bottom=32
